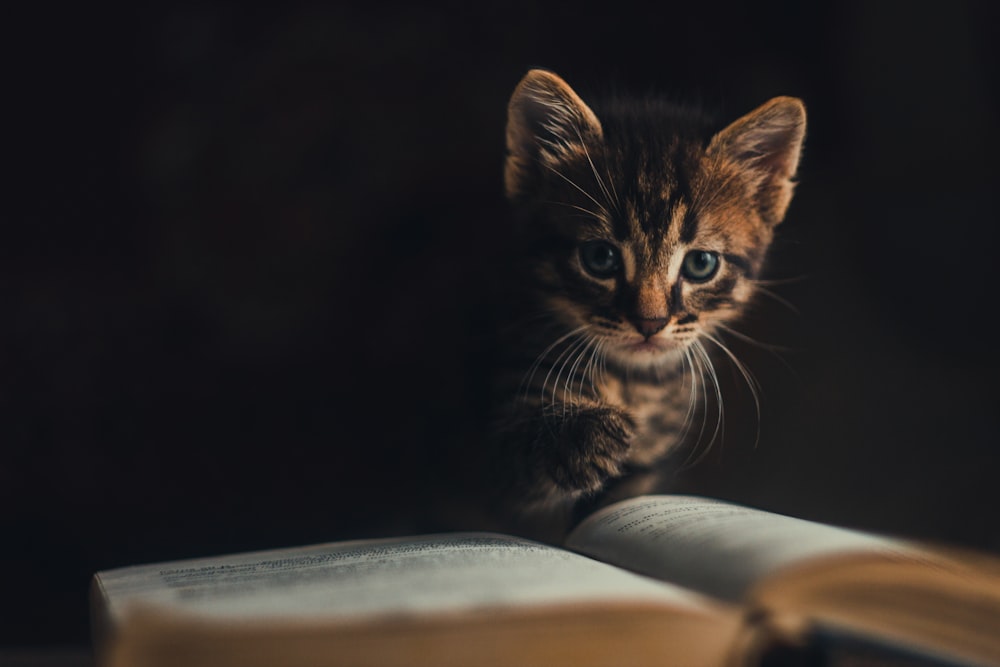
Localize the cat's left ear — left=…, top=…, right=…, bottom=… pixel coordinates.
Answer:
left=707, top=97, right=806, bottom=225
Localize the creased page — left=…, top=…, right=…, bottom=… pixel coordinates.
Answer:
left=96, top=532, right=715, bottom=624
left=566, top=496, right=910, bottom=602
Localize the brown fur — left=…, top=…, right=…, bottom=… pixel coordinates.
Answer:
left=454, top=69, right=805, bottom=540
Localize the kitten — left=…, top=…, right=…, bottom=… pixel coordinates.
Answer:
left=464, top=69, right=805, bottom=537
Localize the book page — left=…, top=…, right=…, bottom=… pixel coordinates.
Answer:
left=96, top=533, right=716, bottom=623
left=566, top=496, right=913, bottom=602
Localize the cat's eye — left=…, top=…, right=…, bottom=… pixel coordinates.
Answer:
left=681, top=250, right=720, bottom=282
left=579, top=241, right=622, bottom=278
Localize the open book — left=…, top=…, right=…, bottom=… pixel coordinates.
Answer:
left=91, top=496, right=1000, bottom=667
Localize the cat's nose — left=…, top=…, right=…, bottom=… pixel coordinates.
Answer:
left=632, top=317, right=669, bottom=338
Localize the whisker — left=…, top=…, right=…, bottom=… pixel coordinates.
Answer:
left=677, top=347, right=699, bottom=457
left=542, top=200, right=607, bottom=221
left=547, top=332, right=591, bottom=411
left=701, top=332, right=761, bottom=449
left=602, top=159, right=620, bottom=213
left=752, top=275, right=809, bottom=287
left=540, top=162, right=609, bottom=219
left=563, top=335, right=596, bottom=417
left=573, top=124, right=614, bottom=212
left=520, top=324, right=590, bottom=402
left=593, top=339, right=608, bottom=394
left=597, top=338, right=610, bottom=388
left=713, top=323, right=800, bottom=381
left=539, top=333, right=586, bottom=406
left=692, top=340, right=725, bottom=465
left=579, top=335, right=603, bottom=404
left=749, top=283, right=800, bottom=315
left=713, top=322, right=793, bottom=354
left=680, top=345, right=703, bottom=468
left=681, top=344, right=709, bottom=467
left=576, top=338, right=593, bottom=406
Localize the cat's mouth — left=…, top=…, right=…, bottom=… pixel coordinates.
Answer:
left=621, top=335, right=678, bottom=354
left=601, top=332, right=693, bottom=367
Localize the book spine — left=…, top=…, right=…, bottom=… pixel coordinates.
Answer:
left=757, top=623, right=990, bottom=667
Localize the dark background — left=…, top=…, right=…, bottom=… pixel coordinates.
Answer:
left=4, top=0, right=999, bottom=648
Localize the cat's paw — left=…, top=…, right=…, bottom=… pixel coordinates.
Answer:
left=546, top=407, right=635, bottom=494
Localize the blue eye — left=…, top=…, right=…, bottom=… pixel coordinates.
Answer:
left=681, top=250, right=720, bottom=282
left=580, top=241, right=621, bottom=278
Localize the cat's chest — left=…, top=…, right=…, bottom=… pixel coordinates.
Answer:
left=600, top=371, right=692, bottom=465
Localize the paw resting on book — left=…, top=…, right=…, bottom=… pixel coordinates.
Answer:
left=544, top=406, right=635, bottom=494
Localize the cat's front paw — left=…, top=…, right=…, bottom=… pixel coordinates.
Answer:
left=546, top=407, right=635, bottom=494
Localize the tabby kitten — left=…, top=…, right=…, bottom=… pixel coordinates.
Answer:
left=473, top=69, right=805, bottom=536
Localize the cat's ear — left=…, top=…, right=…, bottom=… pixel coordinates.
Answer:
left=505, top=69, right=603, bottom=200
left=707, top=97, right=806, bottom=225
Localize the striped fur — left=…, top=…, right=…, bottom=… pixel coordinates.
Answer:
left=477, top=69, right=805, bottom=537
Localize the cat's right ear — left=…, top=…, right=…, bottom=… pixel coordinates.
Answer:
left=504, top=69, right=603, bottom=201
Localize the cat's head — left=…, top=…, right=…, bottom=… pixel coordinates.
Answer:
left=504, top=69, right=805, bottom=368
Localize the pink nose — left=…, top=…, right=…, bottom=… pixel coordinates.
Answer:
left=632, top=317, right=669, bottom=338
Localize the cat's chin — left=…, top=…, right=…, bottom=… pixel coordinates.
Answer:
left=608, top=336, right=690, bottom=368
